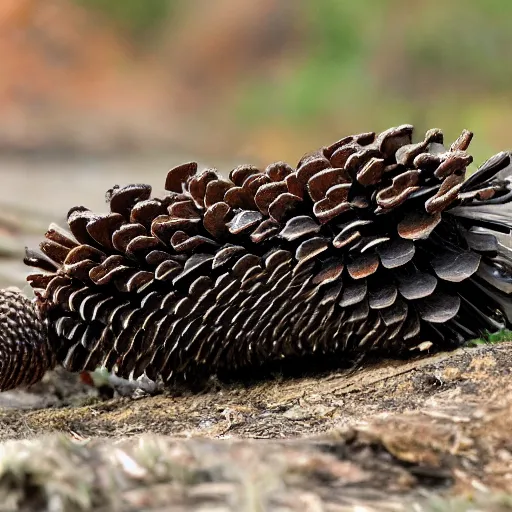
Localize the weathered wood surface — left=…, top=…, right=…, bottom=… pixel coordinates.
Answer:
left=0, top=343, right=511, bottom=511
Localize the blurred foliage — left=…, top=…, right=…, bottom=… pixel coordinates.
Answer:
left=4, top=0, right=512, bottom=160
left=236, top=1, right=379, bottom=125
left=230, top=0, right=512, bottom=163
left=72, top=0, right=176, bottom=36
left=237, top=0, right=512, bottom=119
left=404, top=0, right=512, bottom=91
left=56, top=0, right=512, bottom=134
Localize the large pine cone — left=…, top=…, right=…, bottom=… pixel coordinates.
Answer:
left=24, top=125, right=512, bottom=386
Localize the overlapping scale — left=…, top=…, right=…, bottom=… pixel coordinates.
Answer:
left=0, top=290, right=55, bottom=391
left=18, top=124, right=512, bottom=391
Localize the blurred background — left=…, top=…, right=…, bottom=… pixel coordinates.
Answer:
left=0, top=0, right=511, bottom=286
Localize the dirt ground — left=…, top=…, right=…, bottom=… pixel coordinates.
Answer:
left=0, top=342, right=511, bottom=511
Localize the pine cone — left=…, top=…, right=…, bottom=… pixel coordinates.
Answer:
left=0, top=288, right=54, bottom=390
left=11, top=125, right=512, bottom=389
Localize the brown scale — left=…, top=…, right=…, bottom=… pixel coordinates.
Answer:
left=1, top=125, right=511, bottom=392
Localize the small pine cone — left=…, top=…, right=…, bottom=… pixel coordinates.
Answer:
left=20, top=125, right=512, bottom=388
left=0, top=288, right=54, bottom=391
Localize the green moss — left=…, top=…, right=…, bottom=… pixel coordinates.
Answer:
left=466, top=329, right=512, bottom=347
